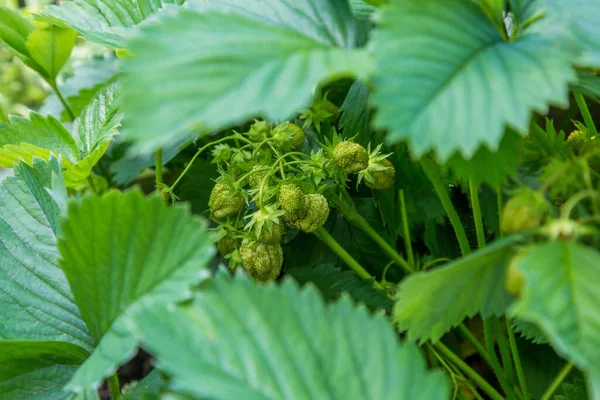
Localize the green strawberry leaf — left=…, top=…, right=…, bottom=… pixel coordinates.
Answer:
left=510, top=241, right=600, bottom=376
left=0, top=81, right=122, bottom=185
left=37, top=0, right=184, bottom=50
left=0, top=156, right=93, bottom=351
left=394, top=235, right=522, bottom=343
left=24, top=25, right=77, bottom=82
left=58, top=189, right=215, bottom=391
left=544, top=0, right=600, bottom=68
left=572, top=70, right=600, bottom=104
left=370, top=0, right=576, bottom=161
left=0, top=341, right=98, bottom=400
left=132, top=272, right=450, bottom=399
left=122, top=0, right=372, bottom=154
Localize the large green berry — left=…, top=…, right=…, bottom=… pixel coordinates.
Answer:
left=365, top=159, right=396, bottom=190
left=217, top=236, right=236, bottom=256
left=567, top=130, right=586, bottom=155
left=279, top=184, right=308, bottom=222
left=208, top=183, right=245, bottom=219
left=333, top=141, right=369, bottom=174
left=257, top=221, right=284, bottom=244
left=240, top=239, right=283, bottom=282
left=248, top=165, right=269, bottom=189
left=293, top=194, right=329, bottom=233
left=501, top=189, right=548, bottom=234
left=272, top=122, right=305, bottom=150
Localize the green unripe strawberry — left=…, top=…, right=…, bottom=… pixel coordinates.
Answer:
left=257, top=221, right=284, bottom=244
left=581, top=138, right=600, bottom=172
left=293, top=194, right=329, bottom=233
left=567, top=130, right=586, bottom=155
left=333, top=141, right=369, bottom=174
left=365, top=159, right=396, bottom=190
left=240, top=239, right=283, bottom=282
left=248, top=119, right=271, bottom=140
left=272, top=122, right=305, bottom=150
left=501, top=189, right=548, bottom=234
left=208, top=183, right=245, bottom=219
left=279, top=184, right=308, bottom=222
left=505, top=254, right=525, bottom=297
left=217, top=236, right=236, bottom=256
left=248, top=165, right=269, bottom=189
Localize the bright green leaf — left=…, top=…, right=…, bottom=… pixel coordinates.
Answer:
left=58, top=189, right=215, bottom=391
left=123, top=1, right=372, bottom=154
left=394, top=236, right=522, bottom=343
left=25, top=25, right=77, bottom=82
left=545, top=0, right=600, bottom=67
left=370, top=0, right=576, bottom=161
left=133, top=273, right=450, bottom=400
left=0, top=6, right=36, bottom=61
left=37, top=0, right=184, bottom=50
left=0, top=341, right=97, bottom=400
left=0, top=156, right=93, bottom=351
left=510, top=241, right=600, bottom=375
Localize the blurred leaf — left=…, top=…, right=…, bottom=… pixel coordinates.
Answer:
left=38, top=0, right=184, bottom=50
left=572, top=70, right=600, bottom=104
left=394, top=236, right=521, bottom=343
left=123, top=370, right=166, bottom=400
left=370, top=0, right=576, bottom=160
left=59, top=189, right=215, bottom=391
left=349, top=0, right=375, bottom=20
left=133, top=273, right=450, bottom=399
left=517, top=338, right=569, bottom=400
left=510, top=241, right=600, bottom=376
left=123, top=1, right=372, bottom=154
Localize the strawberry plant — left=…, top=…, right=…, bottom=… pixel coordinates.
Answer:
left=1, top=0, right=600, bottom=399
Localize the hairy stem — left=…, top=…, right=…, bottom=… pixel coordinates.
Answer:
left=108, top=373, right=121, bottom=400
left=507, top=318, right=532, bottom=400
left=421, top=158, right=471, bottom=256
left=155, top=147, right=163, bottom=191
left=540, top=362, right=574, bottom=400
left=50, top=81, right=75, bottom=121
left=399, top=190, right=415, bottom=267
left=574, top=92, right=598, bottom=137
left=433, top=342, right=505, bottom=400
left=314, top=227, right=385, bottom=289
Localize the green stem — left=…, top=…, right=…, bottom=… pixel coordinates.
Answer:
left=540, top=362, right=574, bottom=400
left=314, top=227, right=385, bottom=289
left=108, top=373, right=121, bottom=400
left=399, top=190, right=415, bottom=267
left=469, top=181, right=486, bottom=249
left=345, top=209, right=414, bottom=273
left=457, top=324, right=491, bottom=364
left=50, top=81, right=75, bottom=121
left=433, top=342, right=505, bottom=400
left=484, top=319, right=517, bottom=400
left=574, top=92, right=598, bottom=137
left=507, top=319, right=532, bottom=400
left=421, top=158, right=471, bottom=256
left=87, top=175, right=98, bottom=195
left=497, top=186, right=504, bottom=239
left=155, top=147, right=163, bottom=191
left=493, top=318, right=516, bottom=385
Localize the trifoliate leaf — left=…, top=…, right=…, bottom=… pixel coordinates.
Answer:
left=58, top=189, right=215, bottom=391
left=394, top=236, right=522, bottom=343
left=123, top=0, right=372, bottom=154
left=133, top=273, right=450, bottom=400
left=370, top=0, right=576, bottom=161
left=38, top=0, right=184, bottom=50
left=510, top=241, right=600, bottom=375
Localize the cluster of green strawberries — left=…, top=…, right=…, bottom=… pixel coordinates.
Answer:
left=206, top=120, right=396, bottom=282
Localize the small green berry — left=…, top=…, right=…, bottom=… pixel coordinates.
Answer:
left=257, top=220, right=284, bottom=244
left=567, top=130, right=586, bottom=155
left=501, top=189, right=548, bottom=234
left=333, top=141, right=369, bottom=174
left=248, top=165, right=269, bottom=189
left=279, top=184, right=308, bottom=223
left=505, top=254, right=525, bottom=297
left=208, top=183, right=245, bottom=219
left=217, top=236, right=236, bottom=256
left=240, top=239, right=283, bottom=282
left=365, top=159, right=396, bottom=190
left=293, top=194, right=329, bottom=233
left=272, top=122, right=305, bottom=150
